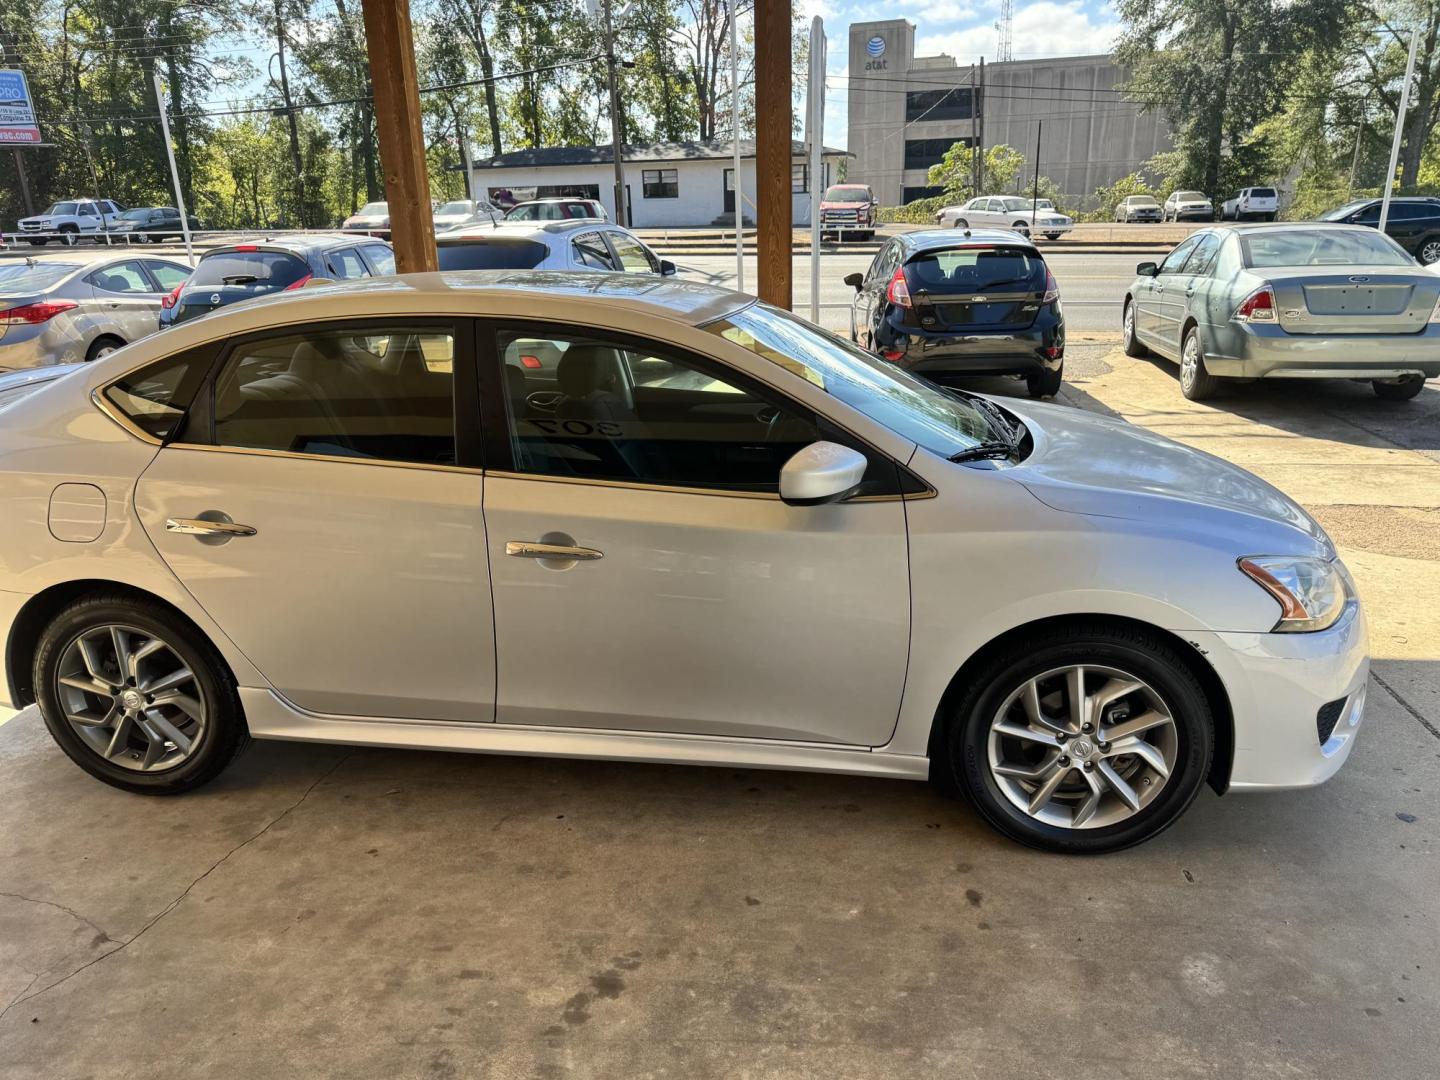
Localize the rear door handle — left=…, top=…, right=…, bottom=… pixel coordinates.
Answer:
left=165, top=517, right=257, bottom=537
left=506, top=541, right=603, bottom=561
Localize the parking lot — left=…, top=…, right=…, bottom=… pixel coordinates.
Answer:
left=2, top=277, right=1436, bottom=1076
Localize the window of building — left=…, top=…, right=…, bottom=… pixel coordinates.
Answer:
left=905, top=87, right=973, bottom=122
left=901, top=185, right=945, bottom=204
left=536, top=184, right=601, bottom=200
left=642, top=169, right=679, bottom=199
left=792, top=164, right=808, bottom=193
left=903, top=137, right=970, bottom=171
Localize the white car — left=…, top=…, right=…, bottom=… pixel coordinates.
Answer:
left=1221, top=187, right=1279, bottom=222
left=432, top=199, right=504, bottom=232
left=1162, top=191, right=1215, bottom=222
left=0, top=273, right=1367, bottom=853
left=16, top=199, right=126, bottom=246
left=936, top=196, right=1074, bottom=240
left=1114, top=196, right=1163, bottom=223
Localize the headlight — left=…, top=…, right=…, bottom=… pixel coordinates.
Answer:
left=1238, top=556, right=1351, bottom=632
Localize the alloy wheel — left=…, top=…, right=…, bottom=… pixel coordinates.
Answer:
left=986, top=664, right=1178, bottom=829
left=1420, top=239, right=1440, bottom=265
left=54, top=624, right=207, bottom=772
left=1180, top=335, right=1199, bottom=389
left=1123, top=304, right=1135, bottom=345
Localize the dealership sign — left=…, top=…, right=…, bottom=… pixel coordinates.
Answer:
left=0, top=69, right=42, bottom=144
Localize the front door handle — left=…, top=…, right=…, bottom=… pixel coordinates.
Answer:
left=165, top=517, right=257, bottom=537
left=506, top=541, right=603, bottom=561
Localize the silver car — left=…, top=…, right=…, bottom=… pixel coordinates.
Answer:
left=437, top=220, right=674, bottom=276
left=0, top=255, right=192, bottom=370
left=433, top=199, right=504, bottom=232
left=1122, top=222, right=1440, bottom=401
left=0, top=272, right=1367, bottom=853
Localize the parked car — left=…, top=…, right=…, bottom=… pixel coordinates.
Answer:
left=158, top=235, right=394, bottom=329
left=0, top=271, right=1369, bottom=853
left=818, top=183, right=879, bottom=241
left=0, top=255, right=191, bottom=369
left=935, top=196, right=1074, bottom=239
left=436, top=220, right=674, bottom=277
left=844, top=228, right=1064, bottom=398
left=0, top=362, right=81, bottom=411
left=108, top=207, right=202, bottom=243
left=1319, top=196, right=1440, bottom=266
left=16, top=199, right=126, bottom=245
left=503, top=198, right=608, bottom=222
left=340, top=201, right=391, bottom=238
left=1122, top=222, right=1440, bottom=401
left=1162, top=191, right=1214, bottom=222
left=1114, top=196, right=1162, bottom=223
left=433, top=198, right=504, bottom=232
left=1220, top=187, right=1279, bottom=221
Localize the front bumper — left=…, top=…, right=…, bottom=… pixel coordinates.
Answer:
left=1190, top=601, right=1369, bottom=791
left=1174, top=207, right=1214, bottom=220
left=1205, top=321, right=1440, bottom=379
left=1123, top=212, right=1162, bottom=222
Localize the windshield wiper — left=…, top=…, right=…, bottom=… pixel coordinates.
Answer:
left=949, top=441, right=1016, bottom=463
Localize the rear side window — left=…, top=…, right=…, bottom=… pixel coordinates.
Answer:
left=904, top=247, right=1043, bottom=292
left=190, top=251, right=310, bottom=289
left=437, top=240, right=548, bottom=271
left=101, top=347, right=211, bottom=441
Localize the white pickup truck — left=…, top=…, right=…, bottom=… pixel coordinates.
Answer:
left=16, top=199, right=126, bottom=245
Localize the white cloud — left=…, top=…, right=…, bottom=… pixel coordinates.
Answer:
left=915, top=2, right=1120, bottom=64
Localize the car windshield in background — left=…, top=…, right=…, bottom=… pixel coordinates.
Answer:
left=1319, top=202, right=1369, bottom=221
left=437, top=240, right=548, bottom=271
left=1176, top=191, right=1205, bottom=201
left=357, top=202, right=387, bottom=216
left=1241, top=229, right=1413, bottom=268
left=1128, top=197, right=1159, bottom=206
left=905, top=247, right=1043, bottom=292
left=710, top=303, right=994, bottom=457
left=0, top=262, right=82, bottom=292
left=190, top=251, right=310, bottom=289
left=823, top=188, right=870, bottom=203
left=41, top=202, right=78, bottom=216
left=437, top=202, right=473, bottom=214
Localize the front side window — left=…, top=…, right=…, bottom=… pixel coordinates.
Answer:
left=361, top=244, right=395, bottom=275
left=327, top=248, right=371, bottom=280
left=642, top=169, right=679, bottom=199
left=572, top=232, right=617, bottom=270
left=1157, top=235, right=1201, bottom=274
left=101, top=347, right=210, bottom=441
left=607, top=232, right=658, bottom=273
left=208, top=326, right=456, bottom=466
left=1180, top=233, right=1221, bottom=276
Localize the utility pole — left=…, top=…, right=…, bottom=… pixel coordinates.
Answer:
left=1032, top=119, right=1042, bottom=211
left=602, top=0, right=627, bottom=225
left=756, top=0, right=791, bottom=308
left=1347, top=102, right=1366, bottom=201
left=11, top=150, right=34, bottom=217
left=731, top=0, right=743, bottom=290
left=1379, top=27, right=1419, bottom=232
left=274, top=0, right=307, bottom=227
left=976, top=57, right=986, bottom=193
left=152, top=73, right=196, bottom=265
left=969, top=64, right=978, bottom=194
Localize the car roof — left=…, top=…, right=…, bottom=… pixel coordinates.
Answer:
left=1218, top=221, right=1374, bottom=233
left=898, top=228, right=1039, bottom=253
left=203, top=233, right=375, bottom=256
left=442, top=219, right=612, bottom=240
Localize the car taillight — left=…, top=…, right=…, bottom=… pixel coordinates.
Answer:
left=1233, top=285, right=1277, bottom=322
left=283, top=273, right=313, bottom=291
left=160, top=284, right=183, bottom=310
left=886, top=268, right=911, bottom=308
left=233, top=244, right=259, bottom=252
left=1042, top=266, right=1060, bottom=304
left=519, top=354, right=543, bottom=369
left=0, top=299, right=78, bottom=325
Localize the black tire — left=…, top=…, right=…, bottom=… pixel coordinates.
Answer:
left=1026, top=364, right=1063, bottom=399
left=936, top=623, right=1214, bottom=854
left=1122, top=299, right=1147, bottom=357
left=1044, top=232, right=1062, bottom=241
left=85, top=334, right=125, bottom=362
left=1011, top=221, right=1031, bottom=237
left=954, top=218, right=969, bottom=230
left=34, top=593, right=250, bottom=795
left=1179, top=327, right=1220, bottom=401
left=1372, top=375, right=1426, bottom=401
left=59, top=225, right=79, bottom=246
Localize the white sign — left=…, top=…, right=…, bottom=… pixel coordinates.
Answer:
left=0, top=69, right=41, bottom=144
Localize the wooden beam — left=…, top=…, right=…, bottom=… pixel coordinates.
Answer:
left=755, top=0, right=791, bottom=308
left=361, top=0, right=437, bottom=273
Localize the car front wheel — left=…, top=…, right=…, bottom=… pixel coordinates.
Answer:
left=939, top=623, right=1214, bottom=853
left=1418, top=237, right=1440, bottom=265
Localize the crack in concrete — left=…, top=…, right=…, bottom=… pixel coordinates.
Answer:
left=0, top=892, right=113, bottom=944
left=0, top=750, right=352, bottom=1025
left=1373, top=671, right=1440, bottom=742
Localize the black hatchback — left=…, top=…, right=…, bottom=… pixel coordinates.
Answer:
left=845, top=229, right=1064, bottom=398
left=158, top=234, right=395, bottom=329
left=1320, top=197, right=1440, bottom=266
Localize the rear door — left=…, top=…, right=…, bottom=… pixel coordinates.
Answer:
left=1169, top=231, right=1222, bottom=352
left=902, top=243, right=1048, bottom=353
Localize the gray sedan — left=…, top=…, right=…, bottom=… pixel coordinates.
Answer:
left=0, top=255, right=191, bottom=370
left=1122, top=222, right=1440, bottom=401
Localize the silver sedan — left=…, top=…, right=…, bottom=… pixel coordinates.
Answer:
left=1122, top=222, right=1440, bottom=401
left=0, top=272, right=1367, bottom=853
left=0, top=254, right=192, bottom=370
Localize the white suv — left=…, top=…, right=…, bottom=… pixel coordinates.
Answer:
left=1221, top=187, right=1278, bottom=222
left=17, top=199, right=125, bottom=245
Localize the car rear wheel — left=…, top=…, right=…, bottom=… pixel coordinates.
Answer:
left=1179, top=329, right=1220, bottom=400
left=1044, top=232, right=1062, bottom=241
left=1122, top=300, right=1147, bottom=357
left=1026, top=365, right=1063, bottom=399
left=1373, top=375, right=1426, bottom=401
left=85, top=335, right=125, bottom=361
left=938, top=623, right=1213, bottom=853
left=1418, top=237, right=1440, bottom=265
left=34, top=594, right=250, bottom=794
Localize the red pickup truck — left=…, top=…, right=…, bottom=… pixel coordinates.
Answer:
left=818, top=184, right=878, bottom=242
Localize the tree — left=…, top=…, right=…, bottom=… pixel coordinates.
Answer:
left=927, top=143, right=1029, bottom=199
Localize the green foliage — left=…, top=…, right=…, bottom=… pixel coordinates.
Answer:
left=877, top=196, right=948, bottom=224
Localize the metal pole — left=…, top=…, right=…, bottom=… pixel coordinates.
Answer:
left=603, top=0, right=627, bottom=226
left=1379, top=28, right=1419, bottom=232
left=1032, top=119, right=1041, bottom=216
left=152, top=72, right=195, bottom=265
left=969, top=65, right=977, bottom=194
left=1347, top=103, right=1366, bottom=201
left=457, top=111, right=473, bottom=201
left=807, top=17, right=825, bottom=323
left=976, top=57, right=986, bottom=193
left=731, top=0, right=743, bottom=290
left=80, top=123, right=111, bottom=245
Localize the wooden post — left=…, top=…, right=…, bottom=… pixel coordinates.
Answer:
left=361, top=0, right=437, bottom=272
left=755, top=0, right=791, bottom=308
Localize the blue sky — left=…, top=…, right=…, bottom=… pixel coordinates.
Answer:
left=800, top=0, right=1124, bottom=148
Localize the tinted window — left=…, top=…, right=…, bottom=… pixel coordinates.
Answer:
left=102, top=348, right=209, bottom=440
left=905, top=87, right=971, bottom=122
left=904, top=246, right=1044, bottom=291
left=88, top=261, right=153, bottom=294
left=1392, top=203, right=1439, bottom=221
left=1240, top=229, right=1413, bottom=267
left=191, top=251, right=310, bottom=289
left=1250, top=188, right=1277, bottom=198
left=210, top=327, right=456, bottom=465
left=823, top=187, right=873, bottom=203
left=572, top=232, right=617, bottom=269
left=436, top=240, right=548, bottom=270
left=361, top=244, right=395, bottom=275
left=608, top=232, right=658, bottom=272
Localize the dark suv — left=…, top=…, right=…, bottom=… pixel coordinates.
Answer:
left=1320, top=197, right=1440, bottom=265
left=844, top=229, right=1064, bottom=398
left=158, top=234, right=395, bottom=328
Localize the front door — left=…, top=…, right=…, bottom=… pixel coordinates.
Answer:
left=723, top=168, right=736, bottom=214
left=1136, top=235, right=1200, bottom=343
left=482, top=323, right=911, bottom=746
left=134, top=320, right=496, bottom=722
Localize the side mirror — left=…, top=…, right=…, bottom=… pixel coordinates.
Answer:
left=1136, top=261, right=1158, bottom=277
left=659, top=258, right=678, bottom=277
left=843, top=272, right=864, bottom=290
left=779, top=441, right=868, bottom=506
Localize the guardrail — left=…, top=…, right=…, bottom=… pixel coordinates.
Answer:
left=0, top=226, right=389, bottom=256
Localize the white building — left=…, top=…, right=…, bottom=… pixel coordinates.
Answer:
left=464, top=140, right=851, bottom=228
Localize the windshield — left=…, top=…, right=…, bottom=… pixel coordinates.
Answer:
left=42, top=202, right=77, bottom=216
left=1241, top=229, right=1413, bottom=268
left=437, top=201, right=473, bottom=215
left=1175, top=191, right=1205, bottom=201
left=1319, top=201, right=1368, bottom=222
left=0, top=262, right=81, bottom=292
left=1033, top=200, right=1054, bottom=209
left=709, top=303, right=994, bottom=457
left=823, top=187, right=871, bottom=203
left=437, top=239, right=548, bottom=270
left=119, top=209, right=151, bottom=221
left=357, top=202, right=387, bottom=216
left=1128, top=197, right=1158, bottom=206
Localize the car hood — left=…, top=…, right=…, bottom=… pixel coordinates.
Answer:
left=998, top=397, right=1332, bottom=556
